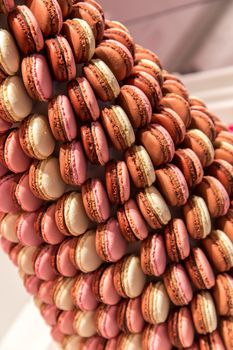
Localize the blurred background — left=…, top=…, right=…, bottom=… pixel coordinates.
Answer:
left=0, top=1, right=232, bottom=349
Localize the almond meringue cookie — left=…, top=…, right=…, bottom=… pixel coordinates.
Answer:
left=0, top=76, right=33, bottom=122
left=19, top=114, right=55, bottom=160
left=0, top=212, right=19, bottom=243
left=73, top=310, right=96, bottom=338
left=0, top=29, right=20, bottom=78
left=53, top=278, right=75, bottom=311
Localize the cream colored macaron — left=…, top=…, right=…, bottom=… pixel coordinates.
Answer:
left=73, top=310, right=96, bottom=338
left=18, top=246, right=39, bottom=275
left=62, top=335, right=85, bottom=350
left=117, top=333, right=142, bottom=350
left=0, top=29, right=20, bottom=76
left=191, top=291, right=217, bottom=334
left=54, top=278, right=74, bottom=311
left=0, top=212, right=19, bottom=243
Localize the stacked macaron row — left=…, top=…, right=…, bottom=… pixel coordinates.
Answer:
left=1, top=1, right=233, bottom=349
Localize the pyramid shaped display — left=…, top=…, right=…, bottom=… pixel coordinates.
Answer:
left=0, top=0, right=233, bottom=349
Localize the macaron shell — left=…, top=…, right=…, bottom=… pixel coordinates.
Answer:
left=0, top=212, right=19, bottom=243
left=141, top=234, right=167, bottom=276
left=71, top=273, right=98, bottom=311
left=54, top=278, right=74, bottom=311
left=57, top=310, right=75, bottom=336
left=38, top=279, right=58, bottom=305
left=220, top=317, right=233, bottom=350
left=142, top=323, right=172, bottom=350
left=117, top=333, right=142, bottom=350
left=215, top=141, right=233, bottom=165
left=15, top=172, right=43, bottom=212
left=199, top=330, right=225, bottom=350
left=168, top=307, right=195, bottom=348
left=1, top=76, right=33, bottom=122
left=216, top=209, right=233, bottom=242
left=95, top=304, right=119, bottom=339
left=73, top=310, right=96, bottom=338
left=0, top=29, right=20, bottom=75
left=104, top=27, right=135, bottom=56
left=212, top=273, right=233, bottom=316
left=91, top=121, right=109, bottom=165
left=24, top=275, right=42, bottom=296
left=191, top=291, right=217, bottom=334
left=56, top=239, right=77, bottom=277
left=34, top=245, right=58, bottom=281
left=207, top=159, right=233, bottom=196
left=160, top=93, right=191, bottom=127
left=4, top=129, right=32, bottom=173
left=16, top=212, right=43, bottom=246
left=117, top=297, right=145, bottom=334
left=92, top=265, right=120, bottom=305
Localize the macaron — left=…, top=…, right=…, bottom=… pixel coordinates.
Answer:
left=95, top=304, right=120, bottom=339
left=57, top=310, right=76, bottom=336
left=151, top=108, right=186, bottom=145
left=189, top=96, right=206, bottom=107
left=138, top=124, right=175, bottom=166
left=0, top=29, right=19, bottom=79
left=48, top=95, right=78, bottom=142
left=168, top=307, right=195, bottom=348
left=16, top=211, right=44, bottom=246
left=105, top=160, right=131, bottom=205
left=92, top=264, right=120, bottom=306
left=164, top=218, right=190, bottom=262
left=15, top=172, right=43, bottom=212
left=191, top=291, right=217, bottom=334
left=199, top=330, right=225, bottom=350
left=117, top=85, right=152, bottom=128
left=29, top=157, right=66, bottom=201
left=22, top=54, right=53, bottom=102
left=73, top=310, right=96, bottom=338
left=81, top=178, right=110, bottom=223
left=132, top=59, right=163, bottom=87
left=4, top=129, right=32, bottom=174
left=59, top=141, right=87, bottom=186
left=105, top=19, right=129, bottom=32
left=184, top=247, right=215, bottom=289
left=207, top=159, right=233, bottom=197
left=183, top=195, right=212, bottom=240
left=8, top=5, right=44, bottom=55
left=142, top=323, right=172, bottom=350
left=96, top=217, right=127, bottom=263
left=0, top=76, right=33, bottom=123
left=38, top=279, right=58, bottom=305
left=163, top=263, right=193, bottom=306
left=57, top=0, right=72, bottom=18
left=160, top=93, right=191, bottom=127
left=173, top=148, right=204, bottom=188
left=83, top=59, right=120, bottom=101
left=27, top=0, right=63, bottom=37
left=202, top=230, right=233, bottom=272
left=67, top=77, right=100, bottom=122
left=140, top=233, right=167, bottom=276
left=101, top=105, right=135, bottom=151
left=0, top=237, right=15, bottom=256
left=0, top=0, right=14, bottom=14
left=24, top=275, right=42, bottom=296
left=9, top=243, right=24, bottom=266
left=126, top=71, right=162, bottom=110
left=53, top=277, right=74, bottom=311
left=71, top=2, right=104, bottom=42
left=0, top=119, right=11, bottom=136
left=45, top=35, right=76, bottom=82
left=113, top=254, right=146, bottom=298
left=182, top=129, right=214, bottom=168
left=117, top=198, right=149, bottom=242
left=62, top=19, right=95, bottom=63
left=135, top=44, right=162, bottom=67
left=0, top=174, right=20, bottom=213
left=62, top=335, right=84, bottom=350
left=95, top=39, right=134, bottom=81
left=216, top=208, right=233, bottom=242
left=71, top=272, right=98, bottom=311
left=40, top=304, right=60, bottom=327
left=104, top=27, right=135, bottom=57
left=50, top=325, right=65, bottom=344
left=141, top=281, right=170, bottom=325
left=19, top=114, right=55, bottom=160
left=56, top=239, right=77, bottom=277
left=55, top=192, right=90, bottom=236
left=162, top=79, right=189, bottom=100
left=155, top=164, right=189, bottom=206
left=190, top=108, right=216, bottom=142
left=40, top=204, right=64, bottom=245
left=214, top=140, right=233, bottom=165
left=117, top=297, right=145, bottom=334
left=117, top=333, right=142, bottom=350
left=82, top=336, right=107, bottom=350
left=215, top=130, right=233, bottom=145
left=136, top=186, right=171, bottom=229
left=212, top=273, right=233, bottom=316
left=0, top=212, right=19, bottom=243
left=81, top=122, right=109, bottom=165
left=220, top=317, right=233, bottom=350
left=69, top=230, right=103, bottom=273
left=125, top=145, right=155, bottom=188
left=196, top=176, right=230, bottom=217
left=34, top=245, right=59, bottom=281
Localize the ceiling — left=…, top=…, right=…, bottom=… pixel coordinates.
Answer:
left=99, top=0, right=233, bottom=73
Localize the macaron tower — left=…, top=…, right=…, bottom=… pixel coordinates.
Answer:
left=0, top=1, right=233, bottom=349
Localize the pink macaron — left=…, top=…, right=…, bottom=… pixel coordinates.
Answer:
left=142, top=323, right=172, bottom=350
left=117, top=297, right=145, bottom=334
left=21, top=54, right=53, bottom=101
left=34, top=245, right=59, bottom=281
left=0, top=174, right=20, bottom=213
left=40, top=304, right=60, bottom=326
left=0, top=236, right=15, bottom=255
left=95, top=304, right=120, bottom=339
left=71, top=272, right=99, bottom=311
left=15, top=172, right=43, bottom=212
left=57, top=310, right=75, bottom=336
left=56, top=239, right=78, bottom=277
left=48, top=95, right=78, bottom=142
left=16, top=211, right=44, bottom=246
left=24, top=275, right=42, bottom=296
left=141, top=233, right=167, bottom=276
left=96, top=217, right=127, bottom=263
left=4, top=129, right=32, bottom=173
left=40, top=204, right=65, bottom=245
left=38, top=279, right=58, bottom=305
